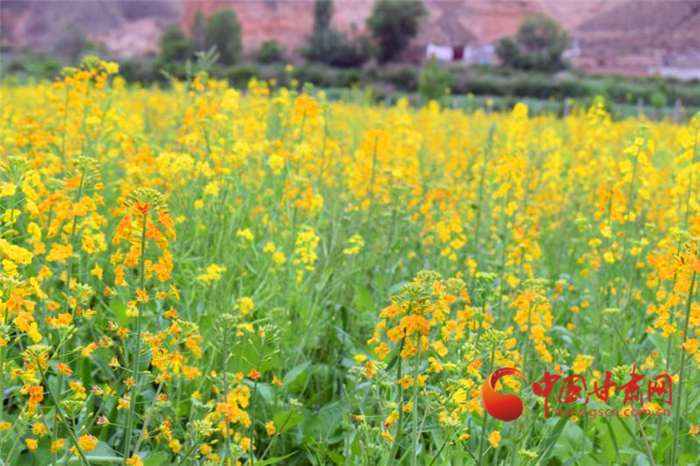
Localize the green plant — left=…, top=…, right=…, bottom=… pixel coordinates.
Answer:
left=366, top=0, right=427, bottom=63
left=158, top=24, right=192, bottom=65
left=303, top=0, right=370, bottom=68
left=650, top=90, right=669, bottom=109
left=5, top=54, right=62, bottom=80
left=495, top=13, right=568, bottom=72
left=206, top=9, right=242, bottom=66
left=418, top=58, right=452, bottom=101
left=256, top=40, right=285, bottom=64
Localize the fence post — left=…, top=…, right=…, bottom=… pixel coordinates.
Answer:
left=673, top=98, right=682, bottom=123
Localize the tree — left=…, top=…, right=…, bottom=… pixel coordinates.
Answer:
left=313, top=0, right=334, bottom=34
left=158, top=24, right=191, bottom=64
left=190, top=9, right=207, bottom=52
left=366, top=0, right=427, bottom=63
left=496, top=14, right=568, bottom=72
left=302, top=0, right=370, bottom=68
left=516, top=14, right=568, bottom=56
left=206, top=10, right=242, bottom=66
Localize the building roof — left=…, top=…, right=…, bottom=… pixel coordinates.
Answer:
left=415, top=13, right=478, bottom=46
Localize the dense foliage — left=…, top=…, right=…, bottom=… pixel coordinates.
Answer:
left=496, top=14, right=569, bottom=72
left=205, top=10, right=243, bottom=66
left=366, top=0, right=427, bottom=63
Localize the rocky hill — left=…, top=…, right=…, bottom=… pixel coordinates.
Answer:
left=2, top=0, right=700, bottom=75
left=1, top=0, right=181, bottom=58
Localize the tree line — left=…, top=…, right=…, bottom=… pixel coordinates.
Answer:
left=159, top=0, right=568, bottom=72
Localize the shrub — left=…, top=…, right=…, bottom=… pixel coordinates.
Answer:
left=256, top=40, right=285, bottom=64
left=226, top=63, right=263, bottom=87
left=376, top=64, right=419, bottom=91
left=496, top=14, right=568, bottom=72
left=303, top=0, right=370, bottom=68
left=292, top=63, right=340, bottom=88
left=158, top=24, right=191, bottom=65
left=303, top=29, right=370, bottom=68
left=206, top=10, right=242, bottom=65
left=5, top=55, right=62, bottom=80
left=418, top=59, right=452, bottom=101
left=650, top=90, right=669, bottom=109
left=119, top=59, right=161, bottom=84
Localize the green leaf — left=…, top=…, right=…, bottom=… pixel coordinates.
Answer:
left=327, top=451, right=346, bottom=465
left=143, top=451, right=169, bottom=466
left=536, top=416, right=568, bottom=464
left=283, top=362, right=310, bottom=393
left=232, top=333, right=281, bottom=373
left=353, top=286, right=376, bottom=313
left=109, top=299, right=129, bottom=327
left=255, top=451, right=297, bottom=465
left=65, top=441, right=121, bottom=463
left=553, top=421, right=591, bottom=461
left=273, top=410, right=305, bottom=433
left=303, top=402, right=348, bottom=442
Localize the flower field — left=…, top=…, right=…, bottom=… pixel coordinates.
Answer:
left=1, top=57, right=699, bottom=465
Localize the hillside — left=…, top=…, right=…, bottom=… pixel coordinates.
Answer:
left=2, top=0, right=700, bottom=76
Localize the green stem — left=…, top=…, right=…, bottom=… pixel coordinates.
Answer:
left=471, top=124, right=495, bottom=289
left=428, top=437, right=449, bottom=466
left=658, top=125, right=699, bottom=443
left=634, top=412, right=658, bottom=466
left=259, top=409, right=295, bottom=461
left=248, top=333, right=267, bottom=466
left=221, top=326, right=231, bottom=465
left=386, top=339, right=405, bottom=464
left=53, top=169, right=86, bottom=466
left=37, top=357, right=91, bottom=466
left=133, top=381, right=164, bottom=453
left=477, top=344, right=496, bottom=466
left=671, top=271, right=696, bottom=466
left=123, top=213, right=148, bottom=464
left=0, top=344, right=5, bottom=458
left=411, top=337, right=421, bottom=466
left=175, top=438, right=200, bottom=466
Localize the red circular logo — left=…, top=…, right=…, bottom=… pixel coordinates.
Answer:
left=480, top=367, right=528, bottom=422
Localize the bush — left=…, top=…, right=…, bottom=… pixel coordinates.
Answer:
left=119, top=59, right=161, bottom=84
left=292, top=63, right=340, bottom=88
left=650, top=90, right=669, bottom=109
left=5, top=55, right=62, bottom=80
left=337, top=69, right=362, bottom=87
left=256, top=40, right=285, bottom=64
left=303, top=0, right=370, bottom=68
left=302, top=29, right=370, bottom=68
left=158, top=24, right=191, bottom=65
left=418, top=59, right=452, bottom=100
left=206, top=10, right=242, bottom=65
left=226, top=63, right=261, bottom=87
left=375, top=64, right=419, bottom=91
left=496, top=14, right=568, bottom=72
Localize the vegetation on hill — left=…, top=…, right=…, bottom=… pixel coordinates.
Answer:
left=3, top=4, right=700, bottom=118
